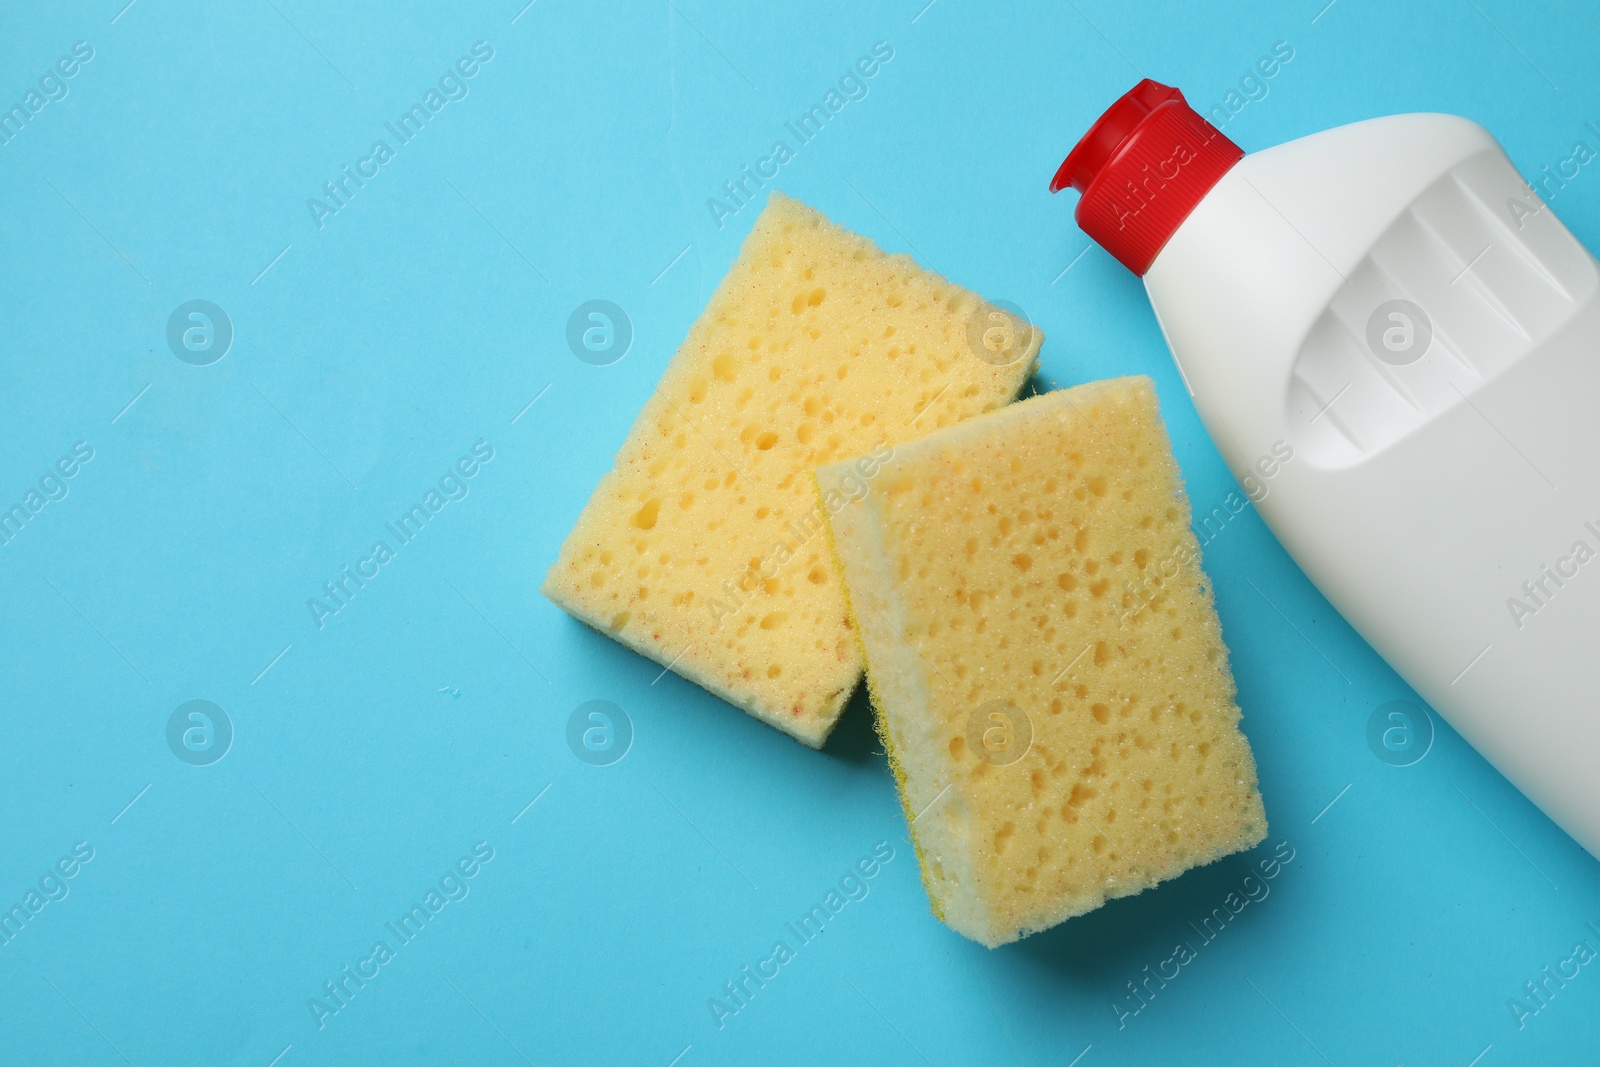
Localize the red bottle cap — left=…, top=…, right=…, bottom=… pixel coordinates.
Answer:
left=1050, top=80, right=1244, bottom=276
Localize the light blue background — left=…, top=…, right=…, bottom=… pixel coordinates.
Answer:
left=3, top=1, right=1599, bottom=1064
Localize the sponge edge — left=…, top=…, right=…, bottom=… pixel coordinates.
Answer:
left=541, top=191, right=1040, bottom=748
left=819, top=376, right=1267, bottom=944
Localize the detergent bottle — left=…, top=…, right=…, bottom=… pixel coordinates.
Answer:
left=1054, top=80, right=1600, bottom=858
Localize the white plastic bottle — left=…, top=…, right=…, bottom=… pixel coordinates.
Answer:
left=1053, top=80, right=1600, bottom=859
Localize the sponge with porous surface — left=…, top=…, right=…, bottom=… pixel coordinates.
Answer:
left=818, top=376, right=1266, bottom=945
left=541, top=192, right=1039, bottom=747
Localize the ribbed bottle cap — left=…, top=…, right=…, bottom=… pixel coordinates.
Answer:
left=1050, top=80, right=1244, bottom=275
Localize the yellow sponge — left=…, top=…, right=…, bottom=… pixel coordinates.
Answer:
left=541, top=192, right=1039, bottom=746
left=818, top=376, right=1266, bottom=944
